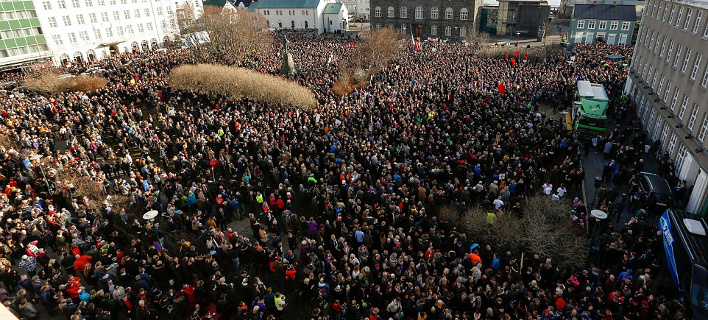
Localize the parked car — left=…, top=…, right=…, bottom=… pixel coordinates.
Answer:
left=637, top=172, right=675, bottom=213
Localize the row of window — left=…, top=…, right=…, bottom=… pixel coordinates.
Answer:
left=635, top=28, right=708, bottom=89
left=41, top=0, right=158, bottom=10
left=0, top=9, right=38, bottom=20
left=0, top=44, right=50, bottom=58
left=644, top=0, right=708, bottom=37
left=576, top=20, right=630, bottom=31
left=373, top=24, right=466, bottom=37
left=374, top=6, right=469, bottom=21
left=0, top=27, right=42, bottom=40
left=638, top=92, right=708, bottom=148
left=45, top=8, right=167, bottom=28
left=50, top=21, right=162, bottom=45
left=262, top=10, right=309, bottom=16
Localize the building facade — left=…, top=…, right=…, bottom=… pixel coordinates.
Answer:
left=0, top=0, right=180, bottom=68
left=250, top=0, right=347, bottom=33
left=496, top=0, right=550, bottom=38
left=338, top=0, right=369, bottom=20
left=570, top=4, right=636, bottom=45
left=0, top=0, right=52, bottom=69
left=625, top=0, right=708, bottom=216
left=369, top=0, right=483, bottom=42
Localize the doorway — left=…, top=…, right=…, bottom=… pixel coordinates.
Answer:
left=414, top=24, right=423, bottom=38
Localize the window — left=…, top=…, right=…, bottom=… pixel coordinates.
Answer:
left=42, top=1, right=51, bottom=10
left=144, top=8, right=150, bottom=17
left=72, top=0, right=80, bottom=7
left=663, top=3, right=668, bottom=22
left=401, top=24, right=406, bottom=34
left=374, top=6, right=380, bottom=17
left=444, top=25, right=451, bottom=36
left=117, top=26, right=123, bottom=36
left=445, top=8, right=453, bottom=20
left=105, top=28, right=113, bottom=37
left=156, top=7, right=162, bottom=15
left=621, top=22, right=630, bottom=30
left=98, top=0, right=103, bottom=5
left=52, top=34, right=63, bottom=45
left=599, top=21, right=606, bottom=29
left=661, top=124, right=669, bottom=145
left=694, top=10, right=703, bottom=33
left=460, top=8, right=468, bottom=20
left=577, top=20, right=585, bottom=29
left=681, top=49, right=692, bottom=73
left=400, top=6, right=406, bottom=18
left=699, top=114, right=708, bottom=142
left=668, top=133, right=677, bottom=155
left=85, top=0, right=92, bottom=6
left=58, top=0, right=66, bottom=8
left=88, top=13, right=96, bottom=23
left=109, top=0, right=115, bottom=5
left=679, top=95, right=689, bottom=119
left=68, top=32, right=77, bottom=44
left=79, top=31, right=89, bottom=42
left=688, top=105, right=699, bottom=131
left=669, top=5, right=676, bottom=24
left=692, top=54, right=702, bottom=80
left=124, top=10, right=130, bottom=19
left=654, top=35, right=661, bottom=54
left=430, top=25, right=437, bottom=35
left=684, top=8, right=692, bottom=29
left=93, top=29, right=101, bottom=40
left=112, top=11, right=119, bottom=21
left=674, top=44, right=683, bottom=67
left=76, top=14, right=84, bottom=24
left=610, top=21, right=618, bottom=30
left=667, top=40, right=674, bottom=62
left=387, top=6, right=394, bottom=18
left=460, top=26, right=466, bottom=37
left=702, top=64, right=708, bottom=87
left=48, top=17, right=57, bottom=27
left=657, top=76, right=665, bottom=94
left=138, top=23, right=144, bottom=33
left=431, top=7, right=439, bottom=19
left=588, top=20, right=596, bottom=29
left=670, top=88, right=680, bottom=111
left=663, top=81, right=672, bottom=102
left=63, top=15, right=72, bottom=26
left=375, top=24, right=380, bottom=31
left=675, top=6, right=683, bottom=27
left=415, top=6, right=422, bottom=20
left=134, top=9, right=140, bottom=18
left=147, top=22, right=153, bottom=31
left=704, top=21, right=708, bottom=37
left=660, top=37, right=667, bottom=57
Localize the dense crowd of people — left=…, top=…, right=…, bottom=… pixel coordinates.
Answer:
left=0, top=30, right=689, bottom=320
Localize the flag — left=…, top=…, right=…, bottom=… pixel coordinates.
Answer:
left=414, top=40, right=419, bottom=51
left=505, top=53, right=509, bottom=60
left=411, top=34, right=415, bottom=46
left=524, top=52, right=528, bottom=60
left=511, top=57, right=516, bottom=66
left=497, top=83, right=506, bottom=95
left=349, top=41, right=353, bottom=49
left=514, top=50, right=520, bottom=56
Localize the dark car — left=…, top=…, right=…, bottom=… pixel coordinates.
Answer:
left=637, top=172, right=675, bottom=213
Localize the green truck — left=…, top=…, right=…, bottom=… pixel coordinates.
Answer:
left=573, top=80, right=609, bottom=140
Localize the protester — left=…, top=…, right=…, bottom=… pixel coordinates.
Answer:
left=0, top=31, right=681, bottom=320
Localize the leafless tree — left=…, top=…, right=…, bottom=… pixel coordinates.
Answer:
left=183, top=6, right=271, bottom=62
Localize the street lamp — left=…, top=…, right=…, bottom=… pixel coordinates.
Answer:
left=516, top=31, right=521, bottom=46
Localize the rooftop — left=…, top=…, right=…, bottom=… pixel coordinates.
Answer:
left=248, top=0, right=321, bottom=9
left=573, top=4, right=636, bottom=20
left=322, top=2, right=342, bottom=14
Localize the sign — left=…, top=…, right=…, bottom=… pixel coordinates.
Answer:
left=660, top=211, right=681, bottom=291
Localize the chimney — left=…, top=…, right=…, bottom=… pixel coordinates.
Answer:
left=592, top=1, right=597, bottom=5
left=612, top=1, right=617, bottom=6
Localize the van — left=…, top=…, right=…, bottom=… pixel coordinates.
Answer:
left=637, top=172, right=675, bottom=213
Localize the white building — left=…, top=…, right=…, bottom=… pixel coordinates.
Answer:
left=338, top=0, right=368, bottom=20
left=33, top=0, right=180, bottom=65
left=176, top=0, right=206, bottom=20
left=250, top=0, right=349, bottom=33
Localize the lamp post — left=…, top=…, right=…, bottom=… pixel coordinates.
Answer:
left=516, top=31, right=521, bottom=46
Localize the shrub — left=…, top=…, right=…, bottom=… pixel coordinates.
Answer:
left=23, top=72, right=107, bottom=94
left=168, top=64, right=317, bottom=109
